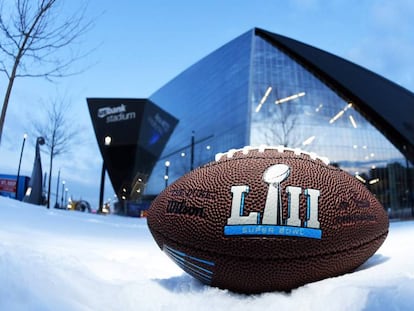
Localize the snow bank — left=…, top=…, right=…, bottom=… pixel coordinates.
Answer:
left=0, top=196, right=413, bottom=311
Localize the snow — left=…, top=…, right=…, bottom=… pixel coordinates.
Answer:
left=0, top=196, right=413, bottom=311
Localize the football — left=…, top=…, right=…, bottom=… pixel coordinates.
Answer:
left=147, top=146, right=389, bottom=293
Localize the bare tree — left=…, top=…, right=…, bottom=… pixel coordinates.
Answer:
left=31, top=95, right=79, bottom=208
left=257, top=102, right=303, bottom=148
left=0, top=0, right=94, bottom=143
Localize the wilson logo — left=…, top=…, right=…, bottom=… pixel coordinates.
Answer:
left=224, top=164, right=322, bottom=239
left=166, top=200, right=205, bottom=218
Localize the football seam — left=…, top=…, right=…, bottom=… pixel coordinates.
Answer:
left=202, top=152, right=340, bottom=174
left=150, top=226, right=388, bottom=262
left=215, top=145, right=330, bottom=165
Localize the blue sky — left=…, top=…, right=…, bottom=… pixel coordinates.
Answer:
left=1, top=0, right=413, bottom=207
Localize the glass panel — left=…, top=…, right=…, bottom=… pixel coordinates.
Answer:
left=250, top=35, right=413, bottom=214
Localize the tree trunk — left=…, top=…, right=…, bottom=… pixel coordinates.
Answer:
left=0, top=62, right=19, bottom=144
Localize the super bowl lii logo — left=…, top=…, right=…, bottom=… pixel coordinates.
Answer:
left=224, top=164, right=322, bottom=239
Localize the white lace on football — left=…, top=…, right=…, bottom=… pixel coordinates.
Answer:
left=215, top=145, right=330, bottom=165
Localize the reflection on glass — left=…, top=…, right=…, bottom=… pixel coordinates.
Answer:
left=250, top=34, right=412, bottom=212
left=255, top=86, right=272, bottom=113
left=275, top=92, right=305, bottom=104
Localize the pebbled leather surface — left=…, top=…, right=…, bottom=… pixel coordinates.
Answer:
left=147, top=147, right=389, bottom=293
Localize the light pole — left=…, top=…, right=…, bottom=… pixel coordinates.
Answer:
left=164, top=160, right=170, bottom=188
left=99, top=136, right=111, bottom=213
left=206, top=144, right=212, bottom=161
left=54, top=169, right=60, bottom=208
left=15, top=133, right=27, bottom=199
left=61, top=180, right=66, bottom=208
left=64, top=187, right=68, bottom=209
left=190, top=131, right=195, bottom=171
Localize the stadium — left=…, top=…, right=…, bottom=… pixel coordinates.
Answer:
left=88, top=28, right=414, bottom=217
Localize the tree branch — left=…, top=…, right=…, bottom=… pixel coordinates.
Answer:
left=0, top=0, right=97, bottom=143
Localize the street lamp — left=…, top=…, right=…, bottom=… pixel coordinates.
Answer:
left=15, top=133, right=27, bottom=200
left=99, top=135, right=111, bottom=213
left=61, top=180, right=66, bottom=208
left=64, top=188, right=68, bottom=208
left=54, top=169, right=60, bottom=208
left=164, top=160, right=170, bottom=188
left=190, top=131, right=195, bottom=171
left=104, top=135, right=112, bottom=146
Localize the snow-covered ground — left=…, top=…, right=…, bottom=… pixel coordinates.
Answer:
left=0, top=196, right=413, bottom=311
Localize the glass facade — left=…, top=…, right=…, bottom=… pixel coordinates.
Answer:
left=250, top=35, right=413, bottom=214
left=147, top=29, right=414, bottom=217
left=147, top=30, right=253, bottom=194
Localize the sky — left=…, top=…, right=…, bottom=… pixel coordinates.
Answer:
left=1, top=196, right=414, bottom=310
left=1, top=0, right=414, bottom=208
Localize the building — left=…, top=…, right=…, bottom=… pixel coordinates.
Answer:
left=87, top=98, right=178, bottom=213
left=145, top=28, right=414, bottom=216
